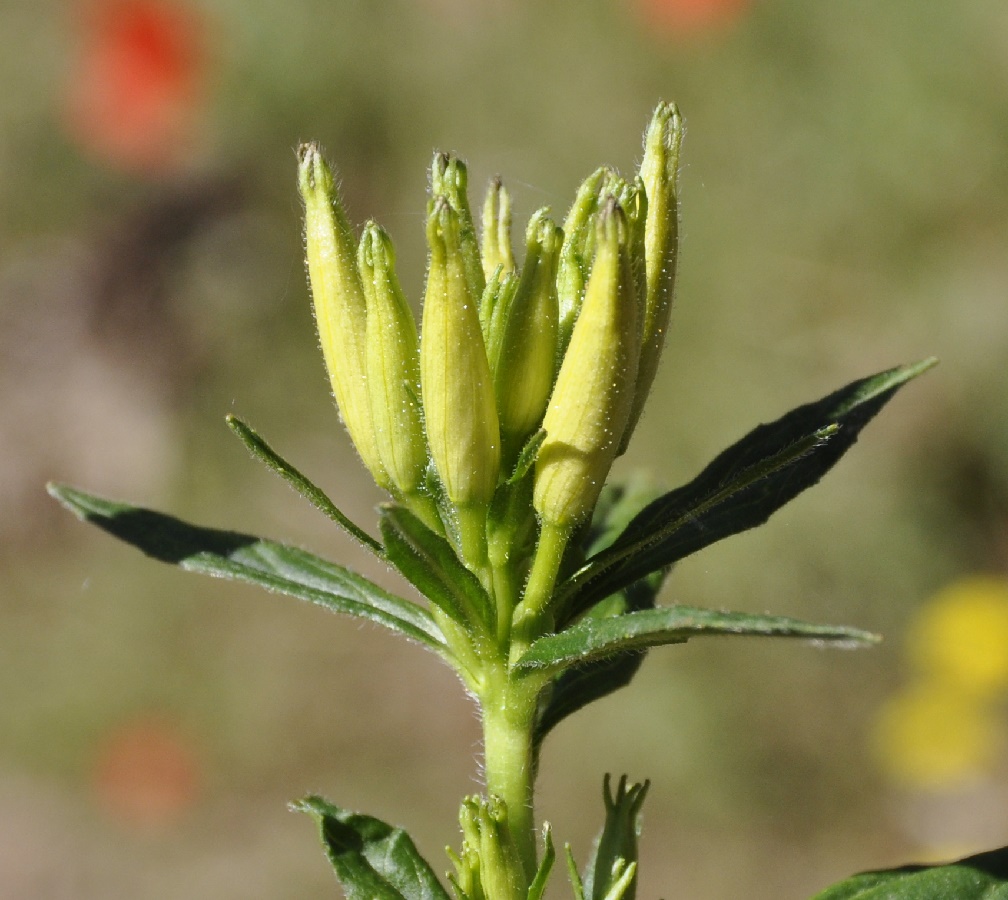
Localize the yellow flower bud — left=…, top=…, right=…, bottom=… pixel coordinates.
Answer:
left=489, top=208, right=562, bottom=464
left=623, top=101, right=683, bottom=446
left=358, top=222, right=428, bottom=497
left=534, top=198, right=640, bottom=528
left=430, top=152, right=485, bottom=303
left=421, top=198, right=501, bottom=507
left=297, top=143, right=387, bottom=487
left=556, top=167, right=608, bottom=360
left=481, top=176, right=516, bottom=281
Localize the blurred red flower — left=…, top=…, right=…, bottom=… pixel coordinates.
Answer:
left=92, top=716, right=202, bottom=827
left=63, top=0, right=208, bottom=173
left=631, top=0, right=751, bottom=34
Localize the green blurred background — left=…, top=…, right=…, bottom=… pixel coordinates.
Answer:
left=3, top=0, right=1008, bottom=897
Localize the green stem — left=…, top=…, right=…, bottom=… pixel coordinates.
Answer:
left=481, top=665, right=542, bottom=885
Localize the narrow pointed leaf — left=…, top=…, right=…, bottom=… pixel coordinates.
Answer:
left=294, top=796, right=451, bottom=900
left=534, top=575, right=665, bottom=747
left=514, top=606, right=878, bottom=678
left=48, top=484, right=448, bottom=656
left=226, top=414, right=384, bottom=557
left=558, top=359, right=937, bottom=616
left=810, top=846, right=1008, bottom=899
left=379, top=504, right=495, bottom=635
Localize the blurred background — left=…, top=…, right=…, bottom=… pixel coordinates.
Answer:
left=3, top=0, right=1008, bottom=897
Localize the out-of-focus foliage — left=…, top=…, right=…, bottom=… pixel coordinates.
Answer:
left=3, top=1, right=1007, bottom=898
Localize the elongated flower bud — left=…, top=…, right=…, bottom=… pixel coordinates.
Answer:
left=556, top=167, right=609, bottom=360
left=421, top=198, right=501, bottom=507
left=297, top=143, right=387, bottom=487
left=481, top=176, right=516, bottom=281
left=490, top=208, right=562, bottom=464
left=358, top=222, right=428, bottom=496
left=622, top=102, right=683, bottom=448
left=431, top=152, right=486, bottom=303
left=534, top=199, right=639, bottom=528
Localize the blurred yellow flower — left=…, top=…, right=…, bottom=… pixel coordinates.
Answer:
left=873, top=679, right=1001, bottom=788
left=906, top=576, right=1008, bottom=698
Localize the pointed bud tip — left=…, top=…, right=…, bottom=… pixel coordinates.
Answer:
left=297, top=142, right=334, bottom=200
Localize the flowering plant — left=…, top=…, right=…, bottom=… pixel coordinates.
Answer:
left=51, top=103, right=1003, bottom=898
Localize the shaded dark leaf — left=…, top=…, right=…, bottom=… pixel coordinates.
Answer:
left=558, top=359, right=936, bottom=617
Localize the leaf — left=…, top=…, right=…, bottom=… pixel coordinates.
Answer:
left=514, top=605, right=879, bottom=678
left=48, top=483, right=450, bottom=658
left=226, top=415, right=384, bottom=557
left=534, top=576, right=664, bottom=747
left=294, top=796, right=451, bottom=900
left=379, top=504, right=495, bottom=635
left=557, top=359, right=937, bottom=617
left=810, top=846, right=1008, bottom=899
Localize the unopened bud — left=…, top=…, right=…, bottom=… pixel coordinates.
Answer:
left=456, top=795, right=525, bottom=900
left=421, top=198, right=501, bottom=507
left=534, top=199, right=639, bottom=528
left=431, top=151, right=486, bottom=303
left=358, top=222, right=428, bottom=496
left=297, top=143, right=387, bottom=487
left=490, top=208, right=562, bottom=463
left=584, top=775, right=649, bottom=900
left=556, top=167, right=609, bottom=360
left=481, top=176, right=516, bottom=280
left=623, top=101, right=682, bottom=449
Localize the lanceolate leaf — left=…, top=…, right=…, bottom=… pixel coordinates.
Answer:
left=534, top=576, right=664, bottom=747
left=47, top=484, right=449, bottom=658
left=810, top=846, right=1008, bottom=899
left=557, top=359, right=937, bottom=617
left=514, top=606, right=878, bottom=678
left=379, top=504, right=495, bottom=635
left=294, top=796, right=451, bottom=900
left=226, top=414, right=384, bottom=557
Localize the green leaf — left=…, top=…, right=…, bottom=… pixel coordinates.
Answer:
left=379, top=504, right=495, bottom=635
left=514, top=606, right=878, bottom=678
left=810, top=846, right=1008, bottom=899
left=534, top=575, right=664, bottom=747
left=48, top=483, right=450, bottom=658
left=558, top=359, right=937, bottom=617
left=226, top=415, right=384, bottom=557
left=294, top=796, right=451, bottom=900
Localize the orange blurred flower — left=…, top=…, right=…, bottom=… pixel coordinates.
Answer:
left=630, top=0, right=751, bottom=35
left=92, top=716, right=202, bottom=827
left=63, top=0, right=208, bottom=173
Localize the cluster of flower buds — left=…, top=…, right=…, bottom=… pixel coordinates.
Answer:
left=298, top=102, right=681, bottom=604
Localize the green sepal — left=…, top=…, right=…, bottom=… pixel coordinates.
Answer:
left=509, top=429, right=547, bottom=486
left=293, top=795, right=451, bottom=900
left=528, top=824, right=556, bottom=900
left=557, top=359, right=937, bottom=618
left=226, top=414, right=384, bottom=557
left=379, top=503, right=495, bottom=637
left=47, top=483, right=450, bottom=659
left=513, top=606, right=878, bottom=678
left=565, top=844, right=586, bottom=900
left=810, top=846, right=1008, bottom=899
